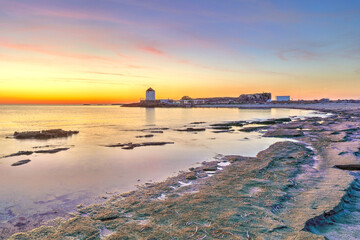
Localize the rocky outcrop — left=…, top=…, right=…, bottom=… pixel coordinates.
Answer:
left=239, top=126, right=269, bottom=132
left=175, top=128, right=206, bottom=132
left=11, top=159, right=31, bottom=166
left=13, top=129, right=79, bottom=139
left=252, top=118, right=292, bottom=125
left=334, top=164, right=360, bottom=171
left=264, top=129, right=304, bottom=138
left=3, top=148, right=70, bottom=158
left=3, top=151, right=33, bottom=158
left=34, top=148, right=70, bottom=154
left=185, top=172, right=197, bottom=180
left=136, top=134, right=154, bottom=138
left=210, top=121, right=246, bottom=127
left=105, top=142, right=174, bottom=149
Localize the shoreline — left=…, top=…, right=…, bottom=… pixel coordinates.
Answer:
left=8, top=103, right=360, bottom=239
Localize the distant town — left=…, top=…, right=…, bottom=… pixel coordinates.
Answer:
left=121, top=87, right=352, bottom=107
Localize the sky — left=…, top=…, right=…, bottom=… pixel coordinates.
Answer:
left=0, top=0, right=359, bottom=104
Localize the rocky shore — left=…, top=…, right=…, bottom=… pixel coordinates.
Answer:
left=7, top=104, right=360, bottom=239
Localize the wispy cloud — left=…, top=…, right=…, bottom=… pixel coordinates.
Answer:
left=277, top=49, right=316, bottom=61
left=138, top=46, right=165, bottom=56
left=48, top=77, right=146, bottom=86
left=0, top=39, right=112, bottom=61
left=83, top=71, right=151, bottom=79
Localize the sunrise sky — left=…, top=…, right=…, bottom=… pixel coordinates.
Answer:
left=0, top=0, right=359, bottom=104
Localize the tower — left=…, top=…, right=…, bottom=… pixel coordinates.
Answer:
left=146, top=88, right=155, bottom=101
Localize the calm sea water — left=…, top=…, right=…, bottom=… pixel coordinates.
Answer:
left=0, top=105, right=322, bottom=233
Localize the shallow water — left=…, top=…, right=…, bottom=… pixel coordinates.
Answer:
left=0, top=105, right=322, bottom=234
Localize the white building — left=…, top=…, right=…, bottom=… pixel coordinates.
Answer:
left=276, top=96, right=290, bottom=101
left=159, top=99, right=174, bottom=104
left=146, top=88, right=155, bottom=101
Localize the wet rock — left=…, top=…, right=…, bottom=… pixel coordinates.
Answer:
left=185, top=172, right=197, bottom=180
left=202, top=162, right=218, bottom=171
left=211, top=126, right=231, bottom=130
left=212, top=129, right=235, bottom=133
left=13, top=129, right=79, bottom=139
left=149, top=131, right=163, bottom=133
left=106, top=142, right=174, bottom=149
left=136, top=134, right=154, bottom=138
left=3, top=151, right=33, bottom=158
left=105, top=143, right=126, bottom=148
left=176, top=128, right=206, bottom=132
left=190, top=122, right=206, bottom=124
left=264, top=129, right=304, bottom=138
left=143, top=127, right=169, bottom=132
left=239, top=126, right=269, bottom=132
left=334, top=165, right=360, bottom=171
left=210, top=121, right=246, bottom=127
left=252, top=118, right=292, bottom=125
left=34, top=148, right=70, bottom=154
left=11, top=159, right=31, bottom=166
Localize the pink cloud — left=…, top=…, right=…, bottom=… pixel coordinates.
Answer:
left=138, top=46, right=165, bottom=56
left=277, top=49, right=316, bottom=61
left=0, top=39, right=112, bottom=61
left=136, top=44, right=245, bottom=73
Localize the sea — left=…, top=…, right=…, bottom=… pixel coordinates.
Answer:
left=0, top=105, right=324, bottom=237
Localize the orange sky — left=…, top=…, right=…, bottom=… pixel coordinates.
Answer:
left=0, top=0, right=359, bottom=104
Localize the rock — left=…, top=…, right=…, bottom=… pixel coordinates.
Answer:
left=106, top=142, right=174, bottom=149
left=190, top=122, right=206, bottom=124
left=3, top=151, right=33, bottom=158
left=212, top=129, right=235, bottom=133
left=264, top=129, right=304, bottom=138
left=334, top=165, right=360, bottom=171
left=14, top=129, right=79, bottom=139
left=34, top=148, right=70, bottom=154
left=252, top=118, right=292, bottom=125
left=210, top=121, right=246, bottom=127
left=11, top=159, right=31, bottom=166
left=211, top=126, right=231, bottom=130
left=142, top=127, right=168, bottom=133
left=239, top=126, right=269, bottom=132
left=136, top=134, right=154, bottom=138
left=141, top=142, right=174, bottom=147
left=202, top=162, right=218, bottom=171
left=185, top=172, right=197, bottom=180
left=176, top=128, right=206, bottom=132
left=105, top=143, right=126, bottom=147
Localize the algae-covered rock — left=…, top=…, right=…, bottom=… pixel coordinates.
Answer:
left=13, top=129, right=78, bottom=139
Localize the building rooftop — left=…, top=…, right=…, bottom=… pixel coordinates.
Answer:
left=146, top=88, right=155, bottom=92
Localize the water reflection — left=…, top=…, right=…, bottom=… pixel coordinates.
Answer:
left=145, top=108, right=155, bottom=125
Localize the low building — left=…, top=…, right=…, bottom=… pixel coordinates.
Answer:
left=193, top=99, right=205, bottom=105
left=159, top=99, right=174, bottom=104
left=276, top=96, right=290, bottom=101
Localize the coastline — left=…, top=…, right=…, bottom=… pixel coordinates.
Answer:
left=8, top=103, right=360, bottom=239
